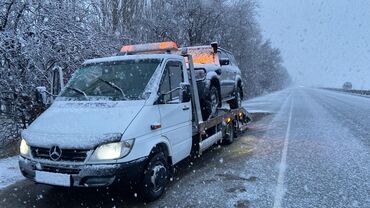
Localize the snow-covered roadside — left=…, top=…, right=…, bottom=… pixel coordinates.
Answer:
left=0, top=156, right=23, bottom=190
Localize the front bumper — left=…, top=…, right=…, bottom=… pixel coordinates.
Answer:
left=19, top=156, right=147, bottom=187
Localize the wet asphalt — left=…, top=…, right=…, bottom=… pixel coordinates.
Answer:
left=0, top=87, right=369, bottom=208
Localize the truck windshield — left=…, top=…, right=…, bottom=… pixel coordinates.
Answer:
left=59, top=59, right=161, bottom=101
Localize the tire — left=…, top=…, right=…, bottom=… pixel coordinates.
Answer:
left=140, top=152, right=169, bottom=201
left=202, top=85, right=220, bottom=120
left=222, top=122, right=235, bottom=145
left=229, top=86, right=242, bottom=109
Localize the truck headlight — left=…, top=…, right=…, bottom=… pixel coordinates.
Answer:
left=20, top=139, right=30, bottom=157
left=90, top=139, right=134, bottom=161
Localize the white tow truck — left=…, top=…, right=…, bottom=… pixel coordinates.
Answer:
left=19, top=42, right=251, bottom=201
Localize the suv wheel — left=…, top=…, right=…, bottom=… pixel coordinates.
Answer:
left=202, top=85, right=220, bottom=120
left=229, top=86, right=242, bottom=109
left=140, top=152, right=168, bottom=201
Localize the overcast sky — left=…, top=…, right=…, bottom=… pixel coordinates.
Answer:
left=257, top=0, right=370, bottom=89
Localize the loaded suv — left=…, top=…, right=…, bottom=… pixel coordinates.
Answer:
left=184, top=43, right=243, bottom=120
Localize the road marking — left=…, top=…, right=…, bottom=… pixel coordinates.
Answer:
left=273, top=99, right=294, bottom=208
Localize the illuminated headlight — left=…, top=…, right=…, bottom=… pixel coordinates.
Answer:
left=194, top=68, right=206, bottom=81
left=90, top=139, right=134, bottom=161
left=20, top=139, right=30, bottom=157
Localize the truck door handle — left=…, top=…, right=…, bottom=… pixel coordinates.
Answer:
left=182, top=105, right=190, bottom=111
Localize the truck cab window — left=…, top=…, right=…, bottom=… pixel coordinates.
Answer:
left=159, top=61, right=183, bottom=103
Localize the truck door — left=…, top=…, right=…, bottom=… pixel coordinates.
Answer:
left=157, top=60, right=192, bottom=164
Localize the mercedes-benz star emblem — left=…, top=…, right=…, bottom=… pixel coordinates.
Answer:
left=49, top=146, right=62, bottom=161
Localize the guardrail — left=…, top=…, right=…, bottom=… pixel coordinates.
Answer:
left=322, top=88, right=370, bottom=96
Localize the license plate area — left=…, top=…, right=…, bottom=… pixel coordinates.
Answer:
left=35, top=171, right=71, bottom=187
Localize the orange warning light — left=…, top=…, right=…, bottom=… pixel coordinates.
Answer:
left=120, top=41, right=178, bottom=54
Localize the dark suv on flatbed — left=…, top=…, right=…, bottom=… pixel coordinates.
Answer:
left=184, top=43, right=243, bottom=120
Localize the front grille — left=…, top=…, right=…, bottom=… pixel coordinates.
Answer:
left=31, top=147, right=88, bottom=162
left=41, top=164, right=81, bottom=174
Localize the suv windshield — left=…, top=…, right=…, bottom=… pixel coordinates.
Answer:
left=59, top=59, right=161, bottom=101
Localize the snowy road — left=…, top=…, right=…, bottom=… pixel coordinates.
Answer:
left=1, top=87, right=370, bottom=207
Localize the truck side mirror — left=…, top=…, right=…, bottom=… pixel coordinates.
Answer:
left=180, top=83, right=191, bottom=103
left=34, top=67, right=65, bottom=106
left=51, top=67, right=65, bottom=97
left=220, top=58, right=230, bottom=66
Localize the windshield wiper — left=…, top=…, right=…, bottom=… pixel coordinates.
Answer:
left=98, top=78, right=128, bottom=100
left=65, top=86, right=88, bottom=100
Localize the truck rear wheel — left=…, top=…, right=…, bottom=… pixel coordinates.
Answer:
left=140, top=152, right=169, bottom=201
left=222, top=122, right=235, bottom=145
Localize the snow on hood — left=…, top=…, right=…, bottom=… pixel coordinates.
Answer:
left=22, top=100, right=145, bottom=149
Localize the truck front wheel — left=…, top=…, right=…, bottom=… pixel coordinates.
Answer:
left=140, top=152, right=169, bottom=201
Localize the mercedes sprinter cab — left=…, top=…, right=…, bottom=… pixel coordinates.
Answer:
left=19, top=42, right=250, bottom=201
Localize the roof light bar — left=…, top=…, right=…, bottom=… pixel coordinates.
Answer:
left=120, top=41, right=178, bottom=54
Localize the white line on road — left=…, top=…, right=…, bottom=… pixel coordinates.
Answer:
left=273, top=98, right=294, bottom=208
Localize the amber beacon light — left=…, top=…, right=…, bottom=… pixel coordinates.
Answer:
left=120, top=41, right=178, bottom=54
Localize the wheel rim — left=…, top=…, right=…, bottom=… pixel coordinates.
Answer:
left=149, top=163, right=166, bottom=193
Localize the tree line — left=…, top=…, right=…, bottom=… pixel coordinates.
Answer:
left=0, top=0, right=291, bottom=146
